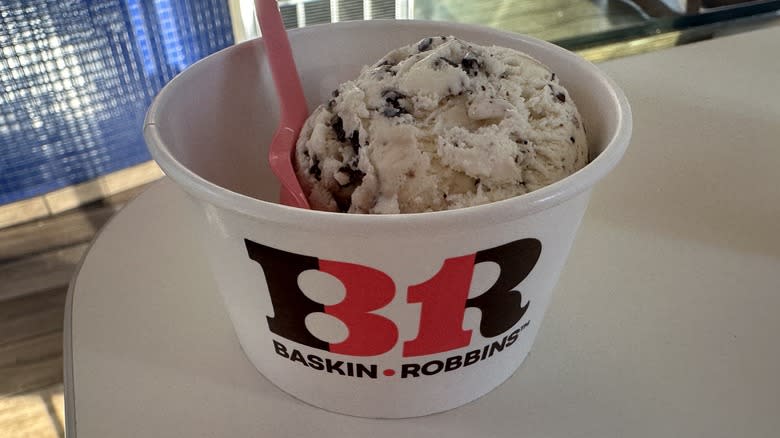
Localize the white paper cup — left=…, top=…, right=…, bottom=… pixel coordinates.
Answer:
left=144, top=20, right=631, bottom=418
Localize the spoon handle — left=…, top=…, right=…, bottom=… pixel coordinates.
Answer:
left=256, top=0, right=308, bottom=123
left=256, top=0, right=310, bottom=208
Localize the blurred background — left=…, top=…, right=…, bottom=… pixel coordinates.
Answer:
left=1, top=0, right=779, bottom=436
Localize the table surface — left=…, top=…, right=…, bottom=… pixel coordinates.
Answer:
left=65, top=26, right=780, bottom=437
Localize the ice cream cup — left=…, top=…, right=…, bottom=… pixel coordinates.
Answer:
left=144, top=20, right=631, bottom=418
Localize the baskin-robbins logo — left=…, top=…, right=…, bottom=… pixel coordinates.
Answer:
left=244, top=238, right=542, bottom=380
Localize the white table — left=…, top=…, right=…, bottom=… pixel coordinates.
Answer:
left=65, top=26, right=780, bottom=437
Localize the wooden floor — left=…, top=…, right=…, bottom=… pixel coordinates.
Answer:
left=0, top=385, right=65, bottom=438
left=0, top=184, right=151, bottom=437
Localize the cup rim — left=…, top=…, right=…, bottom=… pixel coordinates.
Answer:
left=144, top=19, right=632, bottom=232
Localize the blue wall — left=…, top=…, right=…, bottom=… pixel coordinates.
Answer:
left=0, top=0, right=234, bottom=204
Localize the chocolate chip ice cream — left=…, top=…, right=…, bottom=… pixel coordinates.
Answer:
left=295, top=36, right=587, bottom=213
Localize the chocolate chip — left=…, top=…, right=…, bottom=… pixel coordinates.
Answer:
left=570, top=136, right=575, bottom=143
left=309, top=156, right=321, bottom=181
left=440, top=35, right=447, bottom=40
left=405, top=170, right=415, bottom=178
left=475, top=178, right=481, bottom=185
left=510, top=132, right=529, bottom=146
left=551, top=72, right=556, bottom=81
left=481, top=85, right=486, bottom=91
left=349, top=131, right=360, bottom=153
left=460, top=52, right=481, bottom=77
left=556, top=92, right=566, bottom=103
left=332, top=89, right=339, bottom=97
left=337, top=165, right=365, bottom=186
left=382, top=106, right=405, bottom=117
left=417, top=37, right=433, bottom=52
left=381, top=107, right=394, bottom=117
left=437, top=57, right=459, bottom=68
left=331, top=115, right=346, bottom=142
left=327, top=99, right=336, bottom=110
left=334, top=193, right=351, bottom=212
left=381, top=89, right=407, bottom=117
left=382, top=89, right=404, bottom=102
left=374, top=60, right=397, bottom=77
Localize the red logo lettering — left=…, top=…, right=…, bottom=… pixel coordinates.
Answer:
left=403, top=254, right=475, bottom=357
left=320, top=260, right=398, bottom=356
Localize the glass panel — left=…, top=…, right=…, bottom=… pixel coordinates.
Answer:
left=265, top=0, right=780, bottom=46
left=303, top=0, right=331, bottom=25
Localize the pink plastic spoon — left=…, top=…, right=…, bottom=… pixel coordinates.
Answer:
left=256, top=0, right=310, bottom=208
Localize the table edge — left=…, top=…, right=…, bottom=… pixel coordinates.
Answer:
left=63, top=180, right=162, bottom=437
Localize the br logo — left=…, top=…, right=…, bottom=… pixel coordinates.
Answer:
left=245, top=238, right=542, bottom=358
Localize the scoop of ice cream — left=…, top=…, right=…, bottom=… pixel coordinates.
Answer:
left=294, top=36, right=588, bottom=214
